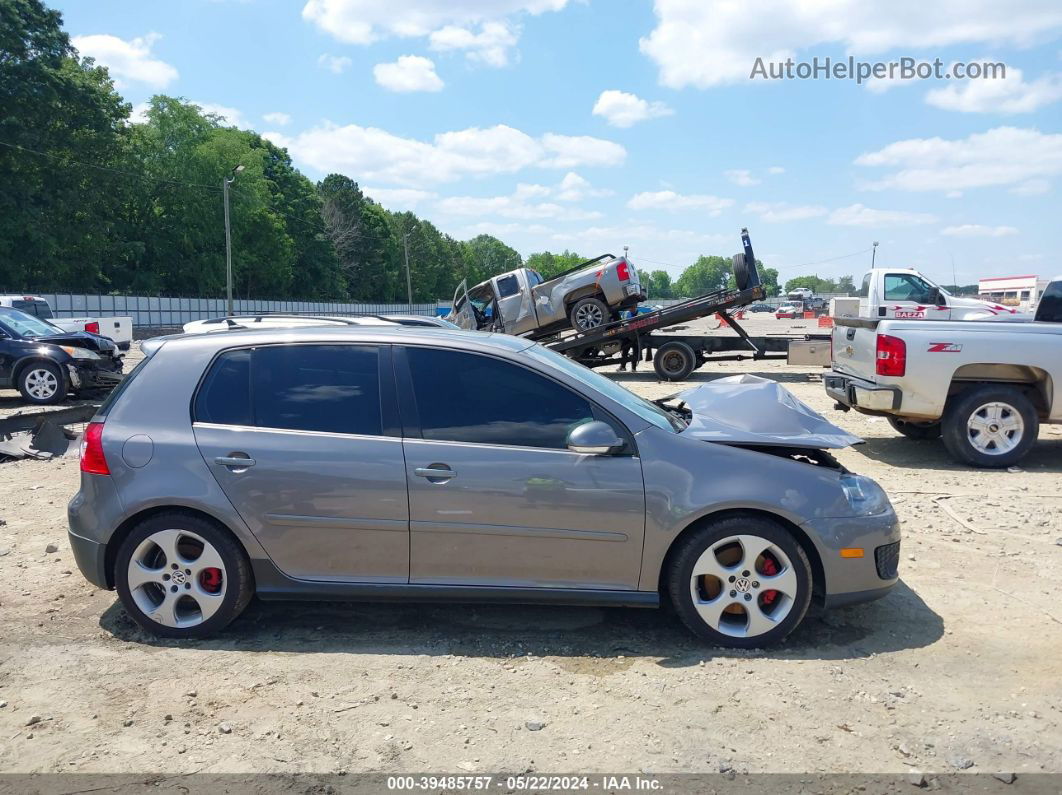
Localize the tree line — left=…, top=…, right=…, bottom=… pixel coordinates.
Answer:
left=2, top=0, right=796, bottom=303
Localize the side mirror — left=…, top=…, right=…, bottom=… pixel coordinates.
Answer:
left=931, top=287, right=945, bottom=306
left=567, top=420, right=624, bottom=455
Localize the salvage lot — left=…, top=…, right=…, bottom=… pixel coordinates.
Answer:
left=1, top=318, right=1061, bottom=776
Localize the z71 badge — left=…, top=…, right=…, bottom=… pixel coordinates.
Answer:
left=928, top=342, right=962, bottom=353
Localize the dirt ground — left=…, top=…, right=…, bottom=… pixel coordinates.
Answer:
left=1, top=319, right=1061, bottom=777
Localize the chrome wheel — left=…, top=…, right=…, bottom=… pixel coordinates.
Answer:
left=689, top=534, right=798, bottom=638
left=25, top=368, right=59, bottom=400
left=966, top=401, right=1023, bottom=456
left=126, top=529, right=227, bottom=628
left=574, top=303, right=605, bottom=330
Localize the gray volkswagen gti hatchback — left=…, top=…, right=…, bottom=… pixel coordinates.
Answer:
left=68, top=327, right=900, bottom=648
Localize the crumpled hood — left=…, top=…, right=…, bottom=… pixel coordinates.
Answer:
left=35, top=331, right=117, bottom=355
left=674, top=374, right=862, bottom=449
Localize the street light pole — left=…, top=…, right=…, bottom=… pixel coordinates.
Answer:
left=871, top=241, right=879, bottom=269
left=223, top=164, right=245, bottom=316
left=402, top=229, right=414, bottom=313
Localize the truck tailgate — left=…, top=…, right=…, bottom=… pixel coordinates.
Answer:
left=831, top=322, right=878, bottom=381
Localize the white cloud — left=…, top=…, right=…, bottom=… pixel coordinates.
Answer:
left=926, top=67, right=1062, bottom=114
left=437, top=191, right=602, bottom=222
left=828, top=203, right=937, bottom=227
left=192, top=101, right=248, bottom=128
left=130, top=101, right=150, bottom=124
left=72, top=33, right=178, bottom=89
left=855, top=126, right=1062, bottom=192
left=555, top=172, right=612, bottom=202
left=263, top=112, right=292, bottom=126
left=274, top=122, right=625, bottom=185
left=745, top=201, right=828, bottom=222
left=362, top=187, right=437, bottom=209
left=1010, top=178, right=1050, bottom=195
left=373, top=55, right=444, bottom=92
left=627, top=190, right=733, bottom=215
left=318, top=53, right=353, bottom=74
left=591, top=90, right=673, bottom=128
left=941, top=224, right=1019, bottom=237
left=724, top=169, right=761, bottom=187
left=429, top=22, right=518, bottom=67
left=639, top=1, right=1062, bottom=89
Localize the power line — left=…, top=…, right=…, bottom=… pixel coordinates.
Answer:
left=775, top=247, right=873, bottom=272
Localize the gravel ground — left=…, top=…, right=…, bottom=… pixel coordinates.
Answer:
left=1, top=321, right=1061, bottom=777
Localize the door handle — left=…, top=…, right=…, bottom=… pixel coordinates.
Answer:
left=215, top=455, right=256, bottom=468
left=414, top=466, right=455, bottom=480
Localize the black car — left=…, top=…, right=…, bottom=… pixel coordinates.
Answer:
left=0, top=307, right=124, bottom=405
left=747, top=303, right=774, bottom=313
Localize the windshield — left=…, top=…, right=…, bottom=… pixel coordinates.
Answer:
left=0, top=308, right=62, bottom=338
left=525, top=345, right=682, bottom=433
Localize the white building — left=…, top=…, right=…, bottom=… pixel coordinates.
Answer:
left=977, top=275, right=1050, bottom=312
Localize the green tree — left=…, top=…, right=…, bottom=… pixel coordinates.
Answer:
left=0, top=0, right=130, bottom=288
left=784, top=274, right=839, bottom=294
left=638, top=269, right=673, bottom=299
left=675, top=255, right=731, bottom=297
left=525, top=250, right=585, bottom=279
left=835, top=274, right=855, bottom=293
left=459, top=235, right=522, bottom=286
left=760, top=266, right=780, bottom=296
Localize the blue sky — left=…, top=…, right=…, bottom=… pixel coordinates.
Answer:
left=55, top=0, right=1062, bottom=286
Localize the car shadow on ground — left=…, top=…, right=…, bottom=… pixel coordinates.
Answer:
left=98, top=580, right=941, bottom=666
left=855, top=435, right=1062, bottom=474
left=607, top=370, right=822, bottom=386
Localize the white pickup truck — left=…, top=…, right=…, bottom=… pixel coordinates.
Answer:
left=854, top=268, right=1025, bottom=321
left=825, top=278, right=1061, bottom=467
left=0, top=295, right=133, bottom=350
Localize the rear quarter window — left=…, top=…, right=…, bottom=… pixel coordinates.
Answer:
left=193, top=349, right=252, bottom=426
left=1035, top=282, right=1062, bottom=322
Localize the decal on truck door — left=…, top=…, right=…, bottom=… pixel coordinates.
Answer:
left=927, top=342, right=962, bottom=353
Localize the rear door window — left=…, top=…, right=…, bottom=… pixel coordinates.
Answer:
left=193, top=349, right=251, bottom=426
left=496, top=275, right=520, bottom=298
left=252, top=345, right=382, bottom=436
left=404, top=347, right=594, bottom=449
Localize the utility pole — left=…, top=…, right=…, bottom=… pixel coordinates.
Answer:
left=871, top=240, right=879, bottom=269
left=223, top=164, right=245, bottom=315
left=402, top=229, right=414, bottom=313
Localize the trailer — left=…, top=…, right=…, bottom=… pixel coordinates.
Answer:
left=542, top=229, right=828, bottom=380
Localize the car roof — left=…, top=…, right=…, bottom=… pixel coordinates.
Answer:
left=152, top=325, right=536, bottom=355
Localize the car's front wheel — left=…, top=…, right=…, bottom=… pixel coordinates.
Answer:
left=114, top=512, right=254, bottom=638
left=18, top=361, right=65, bottom=405
left=667, top=515, right=812, bottom=648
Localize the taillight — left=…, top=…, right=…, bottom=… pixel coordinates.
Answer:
left=616, top=259, right=630, bottom=281
left=80, top=421, right=110, bottom=475
left=876, top=334, right=906, bottom=377
left=85, top=321, right=100, bottom=334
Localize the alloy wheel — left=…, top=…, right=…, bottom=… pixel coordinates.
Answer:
left=126, top=529, right=227, bottom=628
left=966, top=401, right=1023, bottom=456
left=688, top=534, right=798, bottom=638
left=575, top=303, right=604, bottom=329
left=25, top=368, right=59, bottom=400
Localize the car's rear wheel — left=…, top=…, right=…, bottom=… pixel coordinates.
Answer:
left=114, top=512, right=253, bottom=638
left=569, top=297, right=609, bottom=332
left=667, top=515, right=812, bottom=648
left=18, top=362, right=65, bottom=405
left=653, top=340, right=697, bottom=381
left=887, top=416, right=942, bottom=440
left=941, top=385, right=1038, bottom=468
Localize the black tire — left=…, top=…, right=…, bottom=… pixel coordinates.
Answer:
left=667, top=514, right=813, bottom=648
left=569, top=297, right=609, bottom=332
left=653, top=341, right=697, bottom=381
left=114, top=511, right=254, bottom=639
left=17, top=361, right=66, bottom=405
left=887, top=416, right=942, bottom=440
left=941, top=385, right=1039, bottom=468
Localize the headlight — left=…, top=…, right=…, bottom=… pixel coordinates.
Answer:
left=839, top=473, right=891, bottom=516
left=59, top=345, right=100, bottom=360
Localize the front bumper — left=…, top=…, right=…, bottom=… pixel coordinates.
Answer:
left=802, top=509, right=901, bottom=608
left=67, top=358, right=124, bottom=391
left=824, top=371, right=901, bottom=413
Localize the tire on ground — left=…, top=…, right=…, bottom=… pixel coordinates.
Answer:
left=569, top=296, right=610, bottom=332
left=941, top=384, right=1039, bottom=468
left=887, top=416, right=942, bottom=440
left=114, top=511, right=254, bottom=639
left=653, top=340, right=697, bottom=381
left=17, top=360, right=65, bottom=405
left=666, top=513, right=813, bottom=649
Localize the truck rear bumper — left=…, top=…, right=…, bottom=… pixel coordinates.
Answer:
left=825, top=372, right=902, bottom=412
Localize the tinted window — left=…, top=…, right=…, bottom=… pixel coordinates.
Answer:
left=406, top=348, right=594, bottom=449
left=883, top=274, right=935, bottom=303
left=1036, top=282, right=1062, bottom=323
left=194, top=349, right=251, bottom=426
left=496, top=274, right=520, bottom=298
left=253, top=345, right=381, bottom=435
left=13, top=300, right=53, bottom=318
left=857, top=273, right=871, bottom=298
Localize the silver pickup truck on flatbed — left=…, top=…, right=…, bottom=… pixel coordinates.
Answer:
left=826, top=277, right=1062, bottom=467
left=446, top=254, right=645, bottom=337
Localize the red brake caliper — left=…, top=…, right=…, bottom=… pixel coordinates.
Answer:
left=761, top=557, right=779, bottom=606
left=199, top=568, right=223, bottom=593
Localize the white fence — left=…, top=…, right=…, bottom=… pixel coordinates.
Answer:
left=33, top=293, right=440, bottom=328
